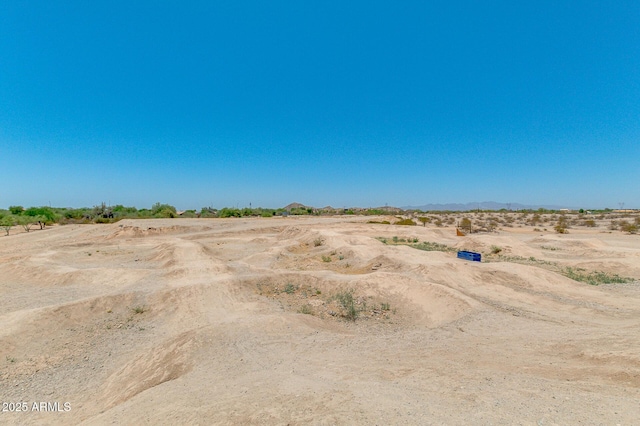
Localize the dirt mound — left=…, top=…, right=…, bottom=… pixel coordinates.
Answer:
left=98, top=331, right=196, bottom=408
left=106, top=224, right=208, bottom=239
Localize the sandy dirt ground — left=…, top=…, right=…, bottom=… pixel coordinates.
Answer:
left=1, top=215, right=639, bottom=425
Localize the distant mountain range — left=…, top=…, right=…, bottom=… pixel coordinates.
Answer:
left=402, top=201, right=572, bottom=211
left=282, top=201, right=574, bottom=212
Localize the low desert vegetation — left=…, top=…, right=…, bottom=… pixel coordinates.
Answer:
left=395, top=218, right=416, bottom=226
left=132, top=306, right=147, bottom=314
left=333, top=290, right=359, bottom=321
left=418, top=217, right=430, bottom=226
left=488, top=254, right=634, bottom=285
left=554, top=216, right=570, bottom=234
left=256, top=281, right=394, bottom=323
left=377, top=237, right=456, bottom=253
left=562, top=268, right=634, bottom=286
left=459, top=217, right=472, bottom=233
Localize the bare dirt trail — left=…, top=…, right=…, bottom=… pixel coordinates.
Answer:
left=1, top=216, right=639, bottom=425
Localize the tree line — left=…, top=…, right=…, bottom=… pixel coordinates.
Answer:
left=0, top=203, right=348, bottom=235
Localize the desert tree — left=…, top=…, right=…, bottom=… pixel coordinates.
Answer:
left=9, top=206, right=24, bottom=215
left=17, top=215, right=36, bottom=232
left=1, top=215, right=16, bottom=236
left=151, top=202, right=177, bottom=218
left=24, top=207, right=57, bottom=225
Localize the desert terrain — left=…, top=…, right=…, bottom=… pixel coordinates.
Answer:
left=1, top=214, right=639, bottom=425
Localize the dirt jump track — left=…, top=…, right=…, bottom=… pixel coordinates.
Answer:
left=1, top=216, right=639, bottom=425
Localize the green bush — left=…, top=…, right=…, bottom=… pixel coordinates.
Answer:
left=150, top=202, right=177, bottom=218
left=1, top=215, right=16, bottom=236
left=24, top=207, right=57, bottom=222
left=395, top=218, right=416, bottom=226
left=563, top=267, right=633, bottom=285
left=412, top=241, right=456, bottom=252
left=9, top=206, right=24, bottom=215
left=219, top=207, right=241, bottom=218
left=16, top=215, right=36, bottom=232
left=334, top=290, right=358, bottom=321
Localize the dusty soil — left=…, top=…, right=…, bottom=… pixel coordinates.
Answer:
left=1, top=215, right=639, bottom=425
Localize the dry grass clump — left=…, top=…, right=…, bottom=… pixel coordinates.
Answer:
left=615, top=220, right=639, bottom=234
left=554, top=216, right=570, bottom=234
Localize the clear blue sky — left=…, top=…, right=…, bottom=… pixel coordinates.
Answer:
left=1, top=1, right=638, bottom=210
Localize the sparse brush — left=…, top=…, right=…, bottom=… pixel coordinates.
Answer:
left=395, top=218, right=416, bottom=226
left=321, top=255, right=332, bottom=262
left=313, top=238, right=324, bottom=247
left=562, top=267, right=634, bottom=286
left=284, top=283, right=297, bottom=294
left=132, top=306, right=146, bottom=314
left=619, top=221, right=638, bottom=234
left=411, top=241, right=455, bottom=252
left=554, top=223, right=569, bottom=234
left=298, top=304, right=313, bottom=315
left=490, top=245, right=502, bottom=254
left=334, top=290, right=358, bottom=321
